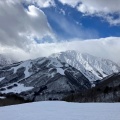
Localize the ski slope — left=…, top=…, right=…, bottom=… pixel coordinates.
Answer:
left=0, top=101, right=120, bottom=120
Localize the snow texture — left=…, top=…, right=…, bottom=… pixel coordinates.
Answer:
left=56, top=68, right=65, bottom=75
left=0, top=56, right=91, bottom=99
left=51, top=50, right=120, bottom=81
left=1, top=84, right=33, bottom=94
left=0, top=101, right=120, bottom=120
left=0, top=96, right=6, bottom=99
left=11, top=60, right=32, bottom=78
left=0, top=77, right=5, bottom=82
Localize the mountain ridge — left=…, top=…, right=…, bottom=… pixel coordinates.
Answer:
left=0, top=56, right=91, bottom=101
left=50, top=50, right=120, bottom=82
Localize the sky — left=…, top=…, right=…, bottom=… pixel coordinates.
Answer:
left=0, top=0, right=120, bottom=64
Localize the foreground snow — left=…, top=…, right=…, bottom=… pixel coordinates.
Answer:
left=0, top=102, right=120, bottom=120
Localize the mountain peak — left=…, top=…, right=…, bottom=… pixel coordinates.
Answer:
left=50, top=50, right=120, bottom=81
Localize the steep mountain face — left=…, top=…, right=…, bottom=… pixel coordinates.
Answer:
left=51, top=50, right=120, bottom=82
left=0, top=54, right=15, bottom=67
left=64, top=72, right=120, bottom=102
left=0, top=57, right=91, bottom=101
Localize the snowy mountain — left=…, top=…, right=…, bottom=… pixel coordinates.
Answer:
left=0, top=50, right=119, bottom=102
left=0, top=57, right=91, bottom=101
left=0, top=54, right=15, bottom=67
left=51, top=50, right=120, bottom=82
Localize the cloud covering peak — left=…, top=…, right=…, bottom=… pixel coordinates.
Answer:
left=1, top=37, right=120, bottom=65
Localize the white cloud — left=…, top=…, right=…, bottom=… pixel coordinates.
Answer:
left=0, top=0, right=120, bottom=66
left=58, top=0, right=80, bottom=7
left=0, top=0, right=54, bottom=48
left=103, top=15, right=120, bottom=26
left=23, top=0, right=120, bottom=25
left=1, top=37, right=120, bottom=65
left=23, top=0, right=55, bottom=8
left=59, top=0, right=120, bottom=13
left=58, top=0, right=120, bottom=25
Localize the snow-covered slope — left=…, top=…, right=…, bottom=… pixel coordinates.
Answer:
left=0, top=51, right=119, bottom=101
left=0, top=101, right=120, bottom=120
left=51, top=50, right=120, bottom=81
left=0, top=54, right=15, bottom=67
left=0, top=57, right=91, bottom=101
